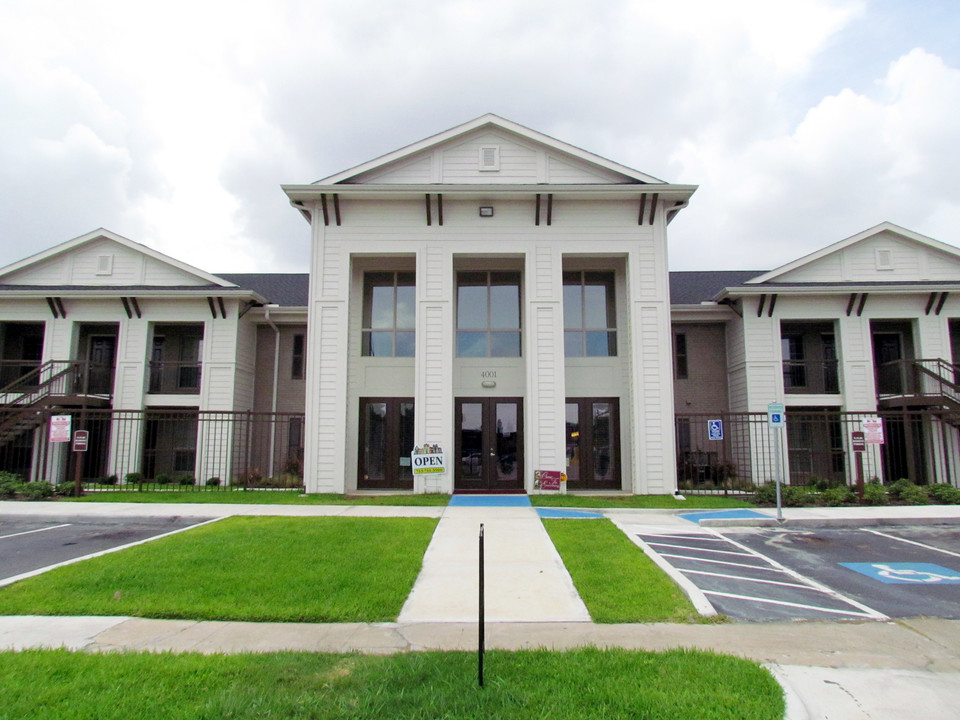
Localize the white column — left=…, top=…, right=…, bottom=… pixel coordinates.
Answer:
left=303, top=218, right=350, bottom=493
left=524, top=245, right=567, bottom=491
left=626, top=220, right=677, bottom=494
left=414, top=244, right=454, bottom=494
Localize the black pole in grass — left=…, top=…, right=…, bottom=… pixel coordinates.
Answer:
left=478, top=523, right=484, bottom=688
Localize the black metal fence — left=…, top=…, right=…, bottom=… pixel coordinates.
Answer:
left=0, top=408, right=304, bottom=489
left=676, top=409, right=960, bottom=493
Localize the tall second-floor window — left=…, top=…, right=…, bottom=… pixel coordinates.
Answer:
left=456, top=271, right=521, bottom=357
left=362, top=272, right=415, bottom=357
left=291, top=334, right=305, bottom=379
left=563, top=271, right=616, bottom=357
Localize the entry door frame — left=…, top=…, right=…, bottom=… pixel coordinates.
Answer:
left=454, top=397, right=524, bottom=492
left=358, top=397, right=415, bottom=490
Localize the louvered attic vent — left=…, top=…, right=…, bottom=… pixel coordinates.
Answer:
left=96, top=254, right=114, bottom=276
left=875, top=249, right=893, bottom=270
left=479, top=145, right=500, bottom=171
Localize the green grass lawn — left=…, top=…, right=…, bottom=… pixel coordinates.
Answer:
left=531, top=494, right=753, bottom=509
left=0, top=648, right=783, bottom=720
left=0, top=516, right=437, bottom=622
left=65, top=490, right=451, bottom=505
left=545, top=518, right=711, bottom=623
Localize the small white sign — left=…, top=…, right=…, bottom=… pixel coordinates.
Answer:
left=49, top=415, right=72, bottom=443
left=411, top=444, right=446, bottom=475
left=862, top=417, right=884, bottom=444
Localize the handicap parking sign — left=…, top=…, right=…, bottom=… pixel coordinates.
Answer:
left=841, top=562, right=960, bottom=584
left=708, top=419, right=723, bottom=441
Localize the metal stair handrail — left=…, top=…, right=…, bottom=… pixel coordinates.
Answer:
left=0, top=360, right=85, bottom=409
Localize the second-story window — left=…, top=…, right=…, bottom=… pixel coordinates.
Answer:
left=362, top=272, right=415, bottom=357
left=563, top=271, right=616, bottom=357
left=291, top=334, right=305, bottom=379
left=456, top=271, right=521, bottom=357
left=674, top=332, right=688, bottom=379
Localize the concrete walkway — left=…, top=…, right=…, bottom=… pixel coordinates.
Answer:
left=398, top=497, right=589, bottom=623
left=3, top=498, right=960, bottom=719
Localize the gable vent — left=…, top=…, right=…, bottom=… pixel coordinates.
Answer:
left=479, top=145, right=500, bottom=172
left=96, top=254, right=114, bottom=276
left=875, top=249, right=893, bottom=271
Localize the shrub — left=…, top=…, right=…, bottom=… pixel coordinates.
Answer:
left=124, top=472, right=143, bottom=484
left=19, top=481, right=54, bottom=501
left=899, top=484, right=930, bottom=505
left=206, top=477, right=221, bottom=487
left=752, top=482, right=778, bottom=504
left=822, top=485, right=856, bottom=506
left=177, top=475, right=196, bottom=486
left=0, top=471, right=23, bottom=499
left=155, top=473, right=174, bottom=485
left=886, top=478, right=917, bottom=500
left=926, top=483, right=960, bottom=505
left=97, top=475, right=118, bottom=486
left=861, top=483, right=889, bottom=506
left=783, top=485, right=817, bottom=507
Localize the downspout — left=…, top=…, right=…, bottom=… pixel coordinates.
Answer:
left=265, top=304, right=281, bottom=475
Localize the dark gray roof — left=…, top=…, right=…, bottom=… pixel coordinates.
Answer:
left=669, top=271, right=763, bottom=304
left=217, top=273, right=310, bottom=306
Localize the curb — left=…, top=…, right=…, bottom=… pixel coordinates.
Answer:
left=764, top=664, right=811, bottom=720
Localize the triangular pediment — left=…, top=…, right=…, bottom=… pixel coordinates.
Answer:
left=749, top=223, right=960, bottom=284
left=0, top=229, right=237, bottom=288
left=320, top=114, right=665, bottom=186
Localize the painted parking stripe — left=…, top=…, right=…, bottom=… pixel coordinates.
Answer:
left=633, top=532, right=727, bottom=543
left=708, top=528, right=889, bottom=620
left=0, top=523, right=71, bottom=541
left=657, top=552, right=785, bottom=571
left=865, top=529, right=960, bottom=559
left=681, top=569, right=813, bottom=589
left=644, top=541, right=755, bottom=557
left=702, top=590, right=880, bottom=619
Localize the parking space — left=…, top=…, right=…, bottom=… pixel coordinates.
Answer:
left=0, top=515, right=216, bottom=586
left=634, top=528, right=883, bottom=622
left=723, top=525, right=960, bottom=620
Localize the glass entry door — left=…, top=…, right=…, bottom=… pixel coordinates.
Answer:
left=565, top=398, right=620, bottom=490
left=455, top=397, right=523, bottom=492
left=358, top=398, right=415, bottom=489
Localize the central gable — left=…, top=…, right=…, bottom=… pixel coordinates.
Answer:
left=319, top=114, right=665, bottom=186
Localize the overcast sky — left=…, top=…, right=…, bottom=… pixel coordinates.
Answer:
left=1, top=0, right=958, bottom=274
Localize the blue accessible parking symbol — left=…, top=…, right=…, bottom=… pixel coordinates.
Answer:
left=841, top=562, right=960, bottom=584
left=708, top=419, right=723, bottom=441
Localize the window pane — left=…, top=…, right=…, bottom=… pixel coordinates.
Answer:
left=370, top=285, right=395, bottom=329
left=490, top=331, right=521, bottom=357
left=592, top=403, right=613, bottom=482
left=565, top=402, right=580, bottom=483
left=368, top=332, right=393, bottom=357
left=363, top=402, right=388, bottom=481
left=563, top=283, right=582, bottom=329
left=399, top=402, right=415, bottom=480
left=457, top=332, right=487, bottom=357
left=564, top=331, right=583, bottom=357
left=395, top=331, right=416, bottom=357
left=583, top=284, right=609, bottom=328
left=395, top=285, right=415, bottom=329
left=495, top=402, right=519, bottom=483
left=457, top=285, right=487, bottom=329
left=585, top=331, right=615, bottom=357
left=489, top=284, right=519, bottom=329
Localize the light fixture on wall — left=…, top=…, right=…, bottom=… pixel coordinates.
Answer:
left=479, top=206, right=494, bottom=217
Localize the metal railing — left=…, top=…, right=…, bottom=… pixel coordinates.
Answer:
left=676, top=408, right=960, bottom=493
left=782, top=359, right=840, bottom=394
left=148, top=361, right=202, bottom=394
left=876, top=358, right=960, bottom=407
left=0, top=408, right=305, bottom=488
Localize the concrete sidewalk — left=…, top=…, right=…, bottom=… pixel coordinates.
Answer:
left=2, top=497, right=960, bottom=719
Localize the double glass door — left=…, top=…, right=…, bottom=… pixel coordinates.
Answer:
left=455, top=398, right=523, bottom=491
left=358, top=398, right=415, bottom=489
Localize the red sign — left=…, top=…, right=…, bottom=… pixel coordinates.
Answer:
left=851, top=431, right=866, bottom=453
left=72, top=430, right=89, bottom=452
left=535, top=470, right=562, bottom=491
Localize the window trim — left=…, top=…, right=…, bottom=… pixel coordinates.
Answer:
left=562, top=270, right=617, bottom=357
left=455, top=270, right=522, bottom=358
left=361, top=271, right=416, bottom=358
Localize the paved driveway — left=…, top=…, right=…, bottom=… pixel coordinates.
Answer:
left=0, top=514, right=215, bottom=586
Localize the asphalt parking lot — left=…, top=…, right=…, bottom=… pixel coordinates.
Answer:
left=0, top=514, right=215, bottom=586
left=636, top=523, right=960, bottom=622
